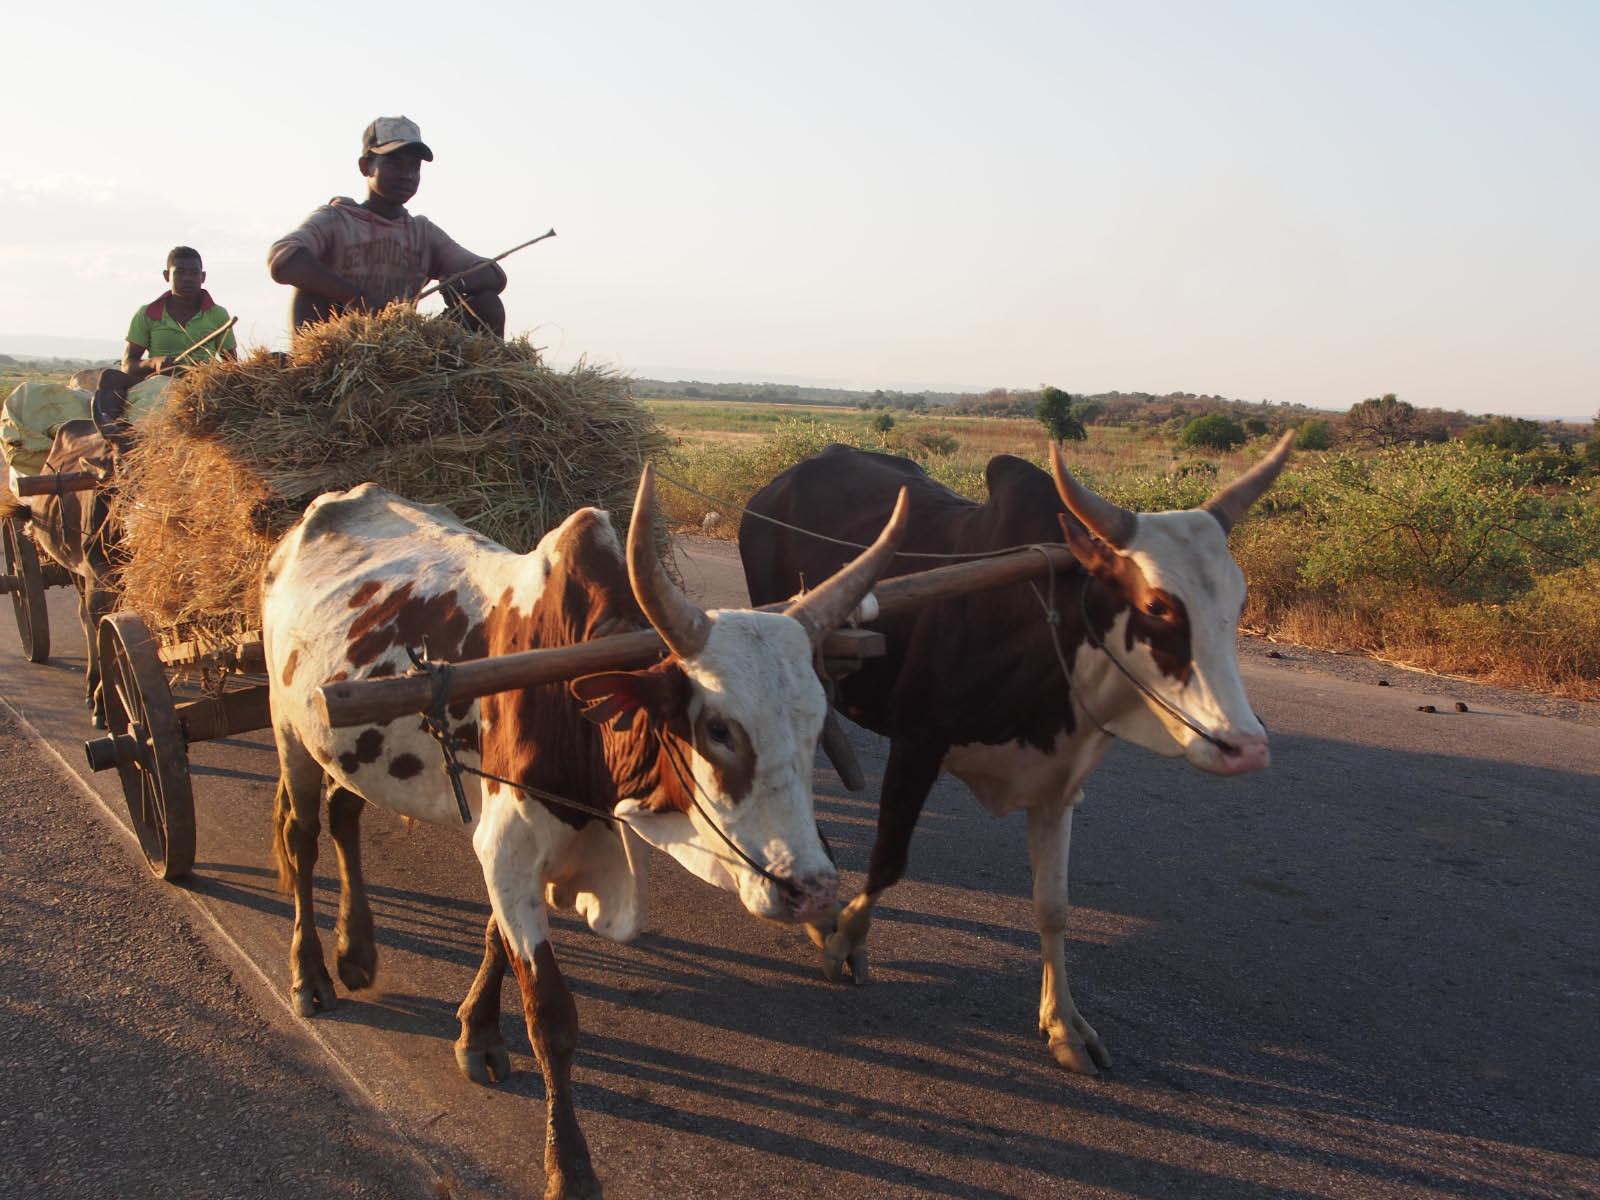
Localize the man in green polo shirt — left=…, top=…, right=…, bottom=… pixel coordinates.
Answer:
left=122, top=246, right=238, bottom=378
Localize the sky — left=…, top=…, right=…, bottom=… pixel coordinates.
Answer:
left=3, top=1, right=1596, bottom=419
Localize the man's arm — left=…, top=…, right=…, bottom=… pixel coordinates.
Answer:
left=424, top=220, right=508, bottom=296
left=268, top=247, right=366, bottom=307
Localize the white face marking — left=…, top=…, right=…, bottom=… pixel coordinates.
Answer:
left=642, top=609, right=837, bottom=920
left=1101, top=511, right=1265, bottom=770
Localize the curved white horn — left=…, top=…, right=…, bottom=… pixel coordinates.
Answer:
left=1049, top=442, right=1136, bottom=548
left=628, top=463, right=711, bottom=658
left=1202, top=430, right=1296, bottom=534
left=785, top=486, right=910, bottom=646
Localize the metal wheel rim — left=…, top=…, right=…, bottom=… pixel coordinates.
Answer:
left=98, top=613, right=195, bottom=879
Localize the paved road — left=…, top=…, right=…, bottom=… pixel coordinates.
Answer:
left=2, top=537, right=1598, bottom=1199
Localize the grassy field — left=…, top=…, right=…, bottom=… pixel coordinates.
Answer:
left=648, top=398, right=1600, bottom=701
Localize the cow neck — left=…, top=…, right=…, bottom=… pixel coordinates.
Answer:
left=477, top=539, right=639, bottom=828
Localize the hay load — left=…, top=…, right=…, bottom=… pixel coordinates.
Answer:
left=116, top=306, right=668, bottom=646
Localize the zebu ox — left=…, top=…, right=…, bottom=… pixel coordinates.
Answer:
left=740, top=434, right=1294, bottom=1075
left=263, top=465, right=908, bottom=1200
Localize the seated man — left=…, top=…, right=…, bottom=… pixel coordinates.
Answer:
left=267, top=116, right=506, bottom=339
left=122, top=246, right=238, bottom=377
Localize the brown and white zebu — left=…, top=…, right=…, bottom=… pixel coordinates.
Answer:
left=263, top=465, right=908, bottom=1200
left=740, top=433, right=1294, bottom=1075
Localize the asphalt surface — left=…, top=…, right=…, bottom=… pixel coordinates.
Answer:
left=2, top=535, right=1598, bottom=1199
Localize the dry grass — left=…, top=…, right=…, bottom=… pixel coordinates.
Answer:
left=115, top=306, right=667, bottom=646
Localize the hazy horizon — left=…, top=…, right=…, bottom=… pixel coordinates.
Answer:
left=5, top=3, right=1596, bottom=423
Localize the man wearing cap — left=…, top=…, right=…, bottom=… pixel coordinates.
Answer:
left=122, top=246, right=238, bottom=377
left=267, top=116, right=506, bottom=338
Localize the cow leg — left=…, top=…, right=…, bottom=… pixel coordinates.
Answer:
left=271, top=736, right=337, bottom=1015
left=455, top=915, right=513, bottom=1085
left=476, top=802, right=599, bottom=1199
left=812, top=737, right=945, bottom=985
left=327, top=787, right=378, bottom=992
left=1028, top=790, right=1111, bottom=1074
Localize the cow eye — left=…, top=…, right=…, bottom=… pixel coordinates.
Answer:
left=706, top=718, right=732, bottom=746
left=1144, top=599, right=1169, bottom=619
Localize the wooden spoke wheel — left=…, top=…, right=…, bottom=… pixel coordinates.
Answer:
left=2, top=516, right=49, bottom=663
left=97, top=612, right=195, bottom=879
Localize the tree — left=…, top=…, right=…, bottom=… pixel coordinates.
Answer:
left=871, top=412, right=896, bottom=436
left=1463, top=415, right=1545, bottom=453
left=1036, top=386, right=1086, bottom=443
left=1587, top=411, right=1600, bottom=472
left=1347, top=393, right=1419, bottom=447
left=1178, top=413, right=1246, bottom=451
left=1295, top=419, right=1333, bottom=451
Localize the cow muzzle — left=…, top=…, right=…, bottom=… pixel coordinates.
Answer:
left=1194, top=732, right=1270, bottom=776
left=750, top=867, right=839, bottom=924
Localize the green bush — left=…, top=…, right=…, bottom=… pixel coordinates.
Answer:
left=1178, top=413, right=1246, bottom=451
left=1295, top=443, right=1599, bottom=604
left=1295, top=419, right=1333, bottom=451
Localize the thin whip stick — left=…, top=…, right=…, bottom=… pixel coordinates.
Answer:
left=415, top=229, right=557, bottom=302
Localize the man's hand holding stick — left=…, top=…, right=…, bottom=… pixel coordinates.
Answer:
left=415, top=229, right=557, bottom=303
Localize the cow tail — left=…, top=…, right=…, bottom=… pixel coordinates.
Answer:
left=0, top=496, right=27, bottom=523
left=271, top=775, right=296, bottom=894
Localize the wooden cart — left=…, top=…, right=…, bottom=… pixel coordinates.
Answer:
left=1, top=471, right=93, bottom=662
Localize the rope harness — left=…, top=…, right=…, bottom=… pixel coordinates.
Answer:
left=406, top=645, right=802, bottom=901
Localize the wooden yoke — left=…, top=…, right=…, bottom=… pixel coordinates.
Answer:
left=317, top=544, right=1074, bottom=731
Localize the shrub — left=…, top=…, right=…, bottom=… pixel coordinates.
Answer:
left=1295, top=419, right=1333, bottom=451
left=1295, top=443, right=1599, bottom=604
left=1463, top=415, right=1544, bottom=453
left=1178, top=413, right=1246, bottom=451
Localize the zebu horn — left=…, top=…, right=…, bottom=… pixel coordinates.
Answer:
left=1049, top=443, right=1136, bottom=548
left=628, top=463, right=712, bottom=659
left=1202, top=430, right=1296, bottom=534
left=784, top=487, right=910, bottom=646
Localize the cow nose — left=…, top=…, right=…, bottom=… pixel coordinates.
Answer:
left=785, top=869, right=839, bottom=921
left=1215, top=733, right=1270, bottom=775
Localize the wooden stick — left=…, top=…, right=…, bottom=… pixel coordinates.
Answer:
left=415, top=229, right=557, bottom=302
left=16, top=471, right=99, bottom=497
left=316, top=544, right=1074, bottom=729
left=173, top=315, right=239, bottom=366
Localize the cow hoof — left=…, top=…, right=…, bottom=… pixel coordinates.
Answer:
left=1042, top=1027, right=1111, bottom=1075
left=293, top=977, right=337, bottom=1017
left=336, top=944, right=378, bottom=992
left=821, top=935, right=869, bottom=985
left=455, top=1043, right=513, bottom=1085
left=91, top=711, right=107, bottom=730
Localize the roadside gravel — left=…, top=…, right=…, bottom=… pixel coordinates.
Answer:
left=1236, top=635, right=1600, bottom=727
left=0, top=706, right=444, bottom=1200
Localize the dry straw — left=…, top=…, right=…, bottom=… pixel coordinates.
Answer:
left=115, top=305, right=668, bottom=648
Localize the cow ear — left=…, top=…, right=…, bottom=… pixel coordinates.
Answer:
left=570, top=672, right=645, bottom=730
left=1058, top=512, right=1122, bottom=579
left=570, top=663, right=687, bottom=731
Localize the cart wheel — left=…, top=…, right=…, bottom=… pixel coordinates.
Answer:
left=98, top=612, right=195, bottom=879
left=3, top=516, right=49, bottom=663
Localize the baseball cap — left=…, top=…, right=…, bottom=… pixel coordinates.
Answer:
left=361, top=116, right=434, bottom=161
